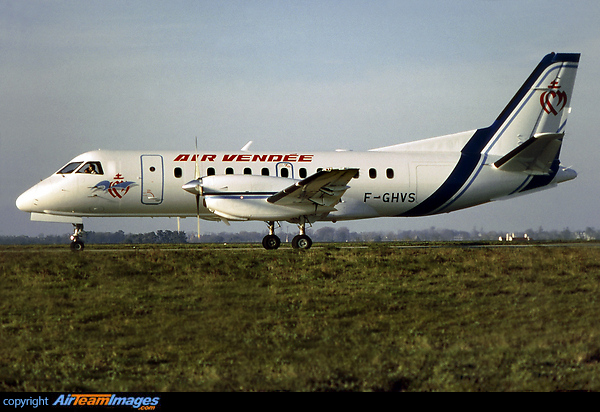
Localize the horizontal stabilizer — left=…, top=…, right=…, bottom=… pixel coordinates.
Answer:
left=493, top=133, right=564, bottom=175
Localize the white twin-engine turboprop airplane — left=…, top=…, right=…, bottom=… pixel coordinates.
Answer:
left=17, top=53, right=580, bottom=250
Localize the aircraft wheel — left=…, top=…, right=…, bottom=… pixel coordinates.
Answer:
left=292, top=234, right=312, bottom=250
left=262, top=234, right=281, bottom=250
left=70, top=240, right=85, bottom=252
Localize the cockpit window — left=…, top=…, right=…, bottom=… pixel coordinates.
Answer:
left=76, top=162, right=104, bottom=175
left=57, top=162, right=83, bottom=174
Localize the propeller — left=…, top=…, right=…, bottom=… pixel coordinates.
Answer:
left=182, top=137, right=204, bottom=240
left=194, top=137, right=202, bottom=240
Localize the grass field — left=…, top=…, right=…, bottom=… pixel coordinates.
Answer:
left=1, top=242, right=599, bottom=391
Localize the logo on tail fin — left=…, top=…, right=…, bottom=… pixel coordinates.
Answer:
left=540, top=81, right=568, bottom=115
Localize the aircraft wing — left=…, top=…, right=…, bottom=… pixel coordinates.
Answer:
left=267, top=168, right=358, bottom=208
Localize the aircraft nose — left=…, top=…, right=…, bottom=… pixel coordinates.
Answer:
left=16, top=187, right=37, bottom=212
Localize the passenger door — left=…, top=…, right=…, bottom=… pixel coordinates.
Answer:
left=140, top=155, right=164, bottom=205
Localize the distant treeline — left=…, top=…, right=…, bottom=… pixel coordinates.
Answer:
left=0, top=230, right=187, bottom=245
left=1, top=226, right=598, bottom=245
left=197, top=226, right=598, bottom=244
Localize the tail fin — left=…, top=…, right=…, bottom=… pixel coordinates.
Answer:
left=482, top=53, right=580, bottom=165
left=401, top=53, right=580, bottom=217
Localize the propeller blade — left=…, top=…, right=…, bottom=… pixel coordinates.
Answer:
left=196, top=192, right=201, bottom=240
left=196, top=137, right=202, bottom=240
left=195, top=136, right=201, bottom=180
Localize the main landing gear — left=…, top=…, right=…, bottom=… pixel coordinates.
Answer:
left=262, top=221, right=281, bottom=250
left=70, top=223, right=85, bottom=251
left=291, top=221, right=312, bottom=250
left=261, top=220, right=313, bottom=250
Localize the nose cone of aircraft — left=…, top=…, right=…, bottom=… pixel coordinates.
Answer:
left=16, top=187, right=37, bottom=212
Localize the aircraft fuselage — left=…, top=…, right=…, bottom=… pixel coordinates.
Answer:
left=16, top=147, right=574, bottom=221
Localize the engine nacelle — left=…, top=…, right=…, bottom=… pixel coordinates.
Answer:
left=183, top=174, right=317, bottom=221
left=204, top=196, right=318, bottom=221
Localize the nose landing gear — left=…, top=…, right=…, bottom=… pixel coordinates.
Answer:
left=70, top=223, right=85, bottom=251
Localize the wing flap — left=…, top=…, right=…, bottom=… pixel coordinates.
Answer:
left=267, top=168, right=358, bottom=207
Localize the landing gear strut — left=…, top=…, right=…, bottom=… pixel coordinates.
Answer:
left=70, top=223, right=85, bottom=251
left=262, top=221, right=281, bottom=250
left=291, top=217, right=312, bottom=250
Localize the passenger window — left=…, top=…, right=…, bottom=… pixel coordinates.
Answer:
left=280, top=168, right=289, bottom=178
left=369, top=168, right=377, bottom=179
left=299, top=168, right=307, bottom=179
left=174, top=167, right=182, bottom=178
left=386, top=168, right=394, bottom=179
left=225, top=167, right=234, bottom=175
left=261, top=168, right=270, bottom=176
left=207, top=167, right=215, bottom=176
left=57, top=162, right=83, bottom=174
left=244, top=167, right=252, bottom=175
left=77, top=162, right=104, bottom=175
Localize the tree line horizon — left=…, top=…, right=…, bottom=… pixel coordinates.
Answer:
left=1, top=225, right=598, bottom=245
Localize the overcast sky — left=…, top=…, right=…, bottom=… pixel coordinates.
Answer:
left=2, top=0, right=599, bottom=237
